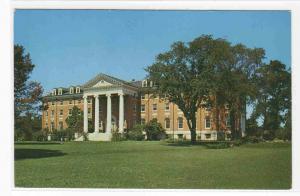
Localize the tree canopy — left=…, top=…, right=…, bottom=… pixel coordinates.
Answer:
left=14, top=44, right=44, bottom=140
left=146, top=35, right=266, bottom=142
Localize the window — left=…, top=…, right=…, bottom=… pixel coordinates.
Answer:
left=45, top=122, right=48, bottom=128
left=225, top=115, right=230, bottom=127
left=142, top=80, right=147, bottom=87
left=78, top=100, right=81, bottom=104
left=225, top=104, right=230, bottom=109
left=68, top=109, right=72, bottom=115
left=141, top=94, right=145, bottom=99
left=152, top=104, right=157, bottom=111
left=60, top=101, right=63, bottom=105
left=165, top=118, right=170, bottom=129
left=69, top=87, right=74, bottom=94
left=59, top=121, right=63, bottom=130
left=52, top=89, right=57, bottom=96
left=59, top=109, right=63, bottom=116
left=133, top=104, right=137, bottom=112
left=45, top=111, right=48, bottom=116
left=205, top=116, right=211, bottom=129
left=141, top=118, right=146, bottom=125
left=205, top=134, right=211, bottom=139
left=51, top=101, right=55, bottom=105
left=88, top=108, right=91, bottom=114
left=69, top=100, right=72, bottom=105
left=58, top=88, right=62, bottom=95
left=76, top=87, right=80, bottom=93
left=178, top=117, right=183, bottom=129
left=88, top=99, right=91, bottom=104
left=165, top=103, right=170, bottom=111
left=141, top=104, right=145, bottom=112
left=149, top=81, right=153, bottom=87
left=178, top=134, right=183, bottom=139
left=51, top=110, right=54, bottom=117
left=50, top=122, right=55, bottom=131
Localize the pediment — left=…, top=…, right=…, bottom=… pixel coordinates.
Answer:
left=92, top=80, right=113, bottom=88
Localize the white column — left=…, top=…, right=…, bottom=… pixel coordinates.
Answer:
left=106, top=93, right=112, bottom=134
left=94, top=95, right=99, bottom=133
left=118, top=92, right=124, bottom=133
left=83, top=96, right=88, bottom=133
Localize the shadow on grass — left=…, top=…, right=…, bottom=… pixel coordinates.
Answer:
left=15, top=141, right=63, bottom=145
left=15, top=148, right=66, bottom=160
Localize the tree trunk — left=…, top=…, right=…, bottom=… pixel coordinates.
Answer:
left=187, top=116, right=197, bottom=144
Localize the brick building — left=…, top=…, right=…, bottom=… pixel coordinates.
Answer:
left=42, top=73, right=246, bottom=141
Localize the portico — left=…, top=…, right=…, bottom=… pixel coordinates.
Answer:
left=80, top=73, right=139, bottom=141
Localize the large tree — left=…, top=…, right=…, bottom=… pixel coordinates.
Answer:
left=146, top=35, right=265, bottom=142
left=14, top=44, right=43, bottom=140
left=252, top=60, right=291, bottom=133
left=65, top=106, right=84, bottom=134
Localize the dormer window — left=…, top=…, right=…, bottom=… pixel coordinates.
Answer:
left=149, top=81, right=153, bottom=87
left=52, top=89, right=57, bottom=96
left=69, top=87, right=74, bottom=94
left=142, top=80, right=147, bottom=87
left=58, top=88, right=63, bottom=95
left=76, top=87, right=81, bottom=93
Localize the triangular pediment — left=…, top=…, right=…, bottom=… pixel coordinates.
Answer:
left=92, top=80, right=113, bottom=87
left=83, top=73, right=130, bottom=89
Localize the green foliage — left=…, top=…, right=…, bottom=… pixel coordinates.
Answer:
left=205, top=142, right=230, bottom=149
left=144, top=119, right=166, bottom=141
left=111, top=131, right=126, bottom=142
left=14, top=44, right=44, bottom=141
left=127, top=124, right=145, bottom=141
left=252, top=60, right=291, bottom=133
left=262, top=130, right=275, bottom=141
left=32, top=130, right=48, bottom=141
left=50, top=129, right=75, bottom=141
left=65, top=106, right=84, bottom=134
left=14, top=114, right=42, bottom=141
left=242, top=135, right=264, bottom=143
left=146, top=35, right=266, bottom=142
left=275, top=129, right=291, bottom=141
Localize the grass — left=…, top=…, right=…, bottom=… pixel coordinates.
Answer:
left=14, top=141, right=291, bottom=189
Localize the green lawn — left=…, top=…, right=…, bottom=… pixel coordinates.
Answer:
left=14, top=141, right=291, bottom=189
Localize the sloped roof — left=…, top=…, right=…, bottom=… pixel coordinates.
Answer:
left=82, top=73, right=138, bottom=89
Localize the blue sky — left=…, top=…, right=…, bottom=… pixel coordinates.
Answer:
left=14, top=10, right=291, bottom=94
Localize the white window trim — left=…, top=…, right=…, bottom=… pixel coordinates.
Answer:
left=141, top=105, right=145, bottom=112
left=76, top=87, right=81, bottom=93
left=178, top=117, right=183, bottom=129
left=69, top=87, right=74, bottom=94
left=58, top=88, right=63, bottom=95
left=205, top=117, right=211, bottom=129
left=152, top=104, right=157, bottom=112
left=142, top=80, right=147, bottom=87
left=165, top=103, right=170, bottom=111
left=165, top=118, right=170, bottom=129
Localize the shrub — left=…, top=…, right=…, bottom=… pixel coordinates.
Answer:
left=111, top=131, right=126, bottom=142
left=262, top=130, right=275, bottom=141
left=205, top=142, right=230, bottom=149
left=242, top=135, right=263, bottom=143
left=144, top=119, right=166, bottom=141
left=32, top=130, right=47, bottom=141
left=275, top=129, right=291, bottom=141
left=127, top=124, right=145, bottom=141
left=50, top=129, right=76, bottom=141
